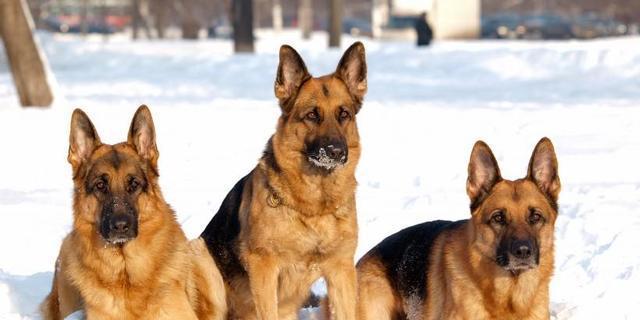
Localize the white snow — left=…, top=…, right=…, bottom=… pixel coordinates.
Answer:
left=1, top=30, right=639, bottom=319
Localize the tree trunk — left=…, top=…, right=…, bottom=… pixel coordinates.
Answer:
left=80, top=0, right=89, bottom=35
left=131, top=0, right=152, bottom=39
left=299, top=0, right=312, bottom=39
left=132, top=0, right=142, bottom=39
left=272, top=0, right=282, bottom=31
left=0, top=0, right=54, bottom=107
left=371, top=0, right=389, bottom=38
left=181, top=0, right=200, bottom=39
left=152, top=0, right=169, bottom=39
left=328, top=0, right=342, bottom=47
left=233, top=0, right=254, bottom=53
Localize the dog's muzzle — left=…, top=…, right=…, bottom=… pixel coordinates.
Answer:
left=100, top=197, right=138, bottom=245
left=496, top=238, right=539, bottom=275
left=106, top=214, right=137, bottom=244
left=307, top=144, right=347, bottom=170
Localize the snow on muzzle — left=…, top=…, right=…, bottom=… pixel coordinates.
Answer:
left=306, top=140, right=348, bottom=170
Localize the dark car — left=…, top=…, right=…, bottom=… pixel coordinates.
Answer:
left=41, top=15, right=115, bottom=34
left=68, top=22, right=115, bottom=34
left=388, top=15, right=419, bottom=30
left=343, top=18, right=372, bottom=37
left=522, top=14, right=573, bottom=39
left=42, top=16, right=66, bottom=32
left=572, top=14, right=628, bottom=39
left=481, top=13, right=526, bottom=39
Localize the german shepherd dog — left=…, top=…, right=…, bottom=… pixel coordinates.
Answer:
left=357, top=138, right=560, bottom=320
left=200, top=42, right=367, bottom=320
left=41, top=106, right=226, bottom=320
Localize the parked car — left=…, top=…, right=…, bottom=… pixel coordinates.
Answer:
left=387, top=15, right=418, bottom=30
left=482, top=13, right=573, bottom=40
left=522, top=14, right=573, bottom=39
left=572, top=14, right=628, bottom=39
left=481, top=13, right=526, bottom=39
left=343, top=18, right=372, bottom=37
left=41, top=15, right=116, bottom=34
left=38, top=1, right=128, bottom=34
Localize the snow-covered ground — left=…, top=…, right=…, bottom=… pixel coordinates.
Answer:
left=1, top=30, right=639, bottom=319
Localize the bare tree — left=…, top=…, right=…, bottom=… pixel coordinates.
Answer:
left=299, top=0, right=312, bottom=39
left=328, top=0, right=342, bottom=47
left=80, top=0, right=89, bottom=35
left=371, top=0, right=389, bottom=38
left=181, top=0, right=200, bottom=39
left=0, top=0, right=54, bottom=107
left=152, top=0, right=170, bottom=39
left=233, top=0, right=254, bottom=52
left=131, top=0, right=153, bottom=39
left=272, top=0, right=283, bottom=31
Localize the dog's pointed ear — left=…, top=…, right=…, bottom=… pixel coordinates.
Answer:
left=335, top=41, right=367, bottom=109
left=527, top=137, right=560, bottom=202
left=274, top=44, right=310, bottom=112
left=467, top=141, right=502, bottom=211
left=127, top=105, right=159, bottom=170
left=68, top=108, right=101, bottom=172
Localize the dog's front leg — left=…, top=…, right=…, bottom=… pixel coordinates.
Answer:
left=246, top=252, right=279, bottom=320
left=323, top=258, right=357, bottom=320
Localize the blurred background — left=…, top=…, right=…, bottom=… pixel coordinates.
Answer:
left=20, top=0, right=640, bottom=43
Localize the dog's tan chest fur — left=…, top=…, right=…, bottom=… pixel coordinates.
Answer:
left=59, top=215, right=194, bottom=319
left=242, top=169, right=357, bottom=263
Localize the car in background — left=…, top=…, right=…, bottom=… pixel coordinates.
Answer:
left=522, top=14, right=573, bottom=39
left=42, top=15, right=116, bottom=34
left=572, top=14, right=628, bottom=39
left=38, top=1, right=128, bottom=34
left=482, top=13, right=526, bottom=39
left=483, top=13, right=573, bottom=39
left=387, top=15, right=418, bottom=30
left=343, top=18, right=372, bottom=37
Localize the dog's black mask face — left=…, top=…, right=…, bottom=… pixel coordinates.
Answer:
left=68, top=106, right=159, bottom=247
left=85, top=149, right=148, bottom=245
left=273, top=42, right=366, bottom=174
left=467, top=138, right=560, bottom=276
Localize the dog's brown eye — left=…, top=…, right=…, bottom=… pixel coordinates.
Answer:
left=94, top=180, right=107, bottom=192
left=339, top=110, right=350, bottom=120
left=128, top=178, right=140, bottom=193
left=306, top=111, right=319, bottom=121
left=529, top=211, right=543, bottom=225
left=490, top=211, right=506, bottom=225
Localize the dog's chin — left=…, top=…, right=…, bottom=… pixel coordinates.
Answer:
left=103, top=236, right=135, bottom=246
left=503, top=262, right=537, bottom=276
left=307, top=156, right=345, bottom=171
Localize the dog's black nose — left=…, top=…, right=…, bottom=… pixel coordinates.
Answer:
left=510, top=240, right=533, bottom=259
left=326, top=144, right=345, bottom=160
left=110, top=215, right=132, bottom=233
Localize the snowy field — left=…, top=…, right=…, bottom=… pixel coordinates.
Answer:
left=1, top=30, right=640, bottom=319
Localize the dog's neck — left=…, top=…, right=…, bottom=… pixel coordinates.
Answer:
left=259, top=136, right=359, bottom=216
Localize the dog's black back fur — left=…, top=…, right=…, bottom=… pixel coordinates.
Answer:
left=362, top=220, right=467, bottom=302
left=201, top=173, right=251, bottom=280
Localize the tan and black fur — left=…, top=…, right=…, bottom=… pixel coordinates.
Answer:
left=200, top=42, right=367, bottom=320
left=40, top=106, right=226, bottom=320
left=357, top=138, right=561, bottom=320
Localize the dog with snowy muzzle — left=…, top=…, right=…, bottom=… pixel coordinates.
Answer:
left=200, top=42, right=367, bottom=320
